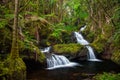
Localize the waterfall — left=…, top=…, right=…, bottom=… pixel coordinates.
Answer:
left=41, top=47, right=79, bottom=70
left=41, top=47, right=51, bottom=53
left=86, top=46, right=96, bottom=60
left=80, top=25, right=87, bottom=31
left=74, top=26, right=101, bottom=61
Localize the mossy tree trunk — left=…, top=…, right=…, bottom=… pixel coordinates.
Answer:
left=8, top=0, right=26, bottom=80
left=10, top=0, right=19, bottom=58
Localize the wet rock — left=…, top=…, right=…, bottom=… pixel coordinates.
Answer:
left=71, top=32, right=77, bottom=43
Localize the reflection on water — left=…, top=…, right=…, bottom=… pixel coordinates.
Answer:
left=27, top=60, right=120, bottom=80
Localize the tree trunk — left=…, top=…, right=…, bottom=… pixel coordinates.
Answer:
left=10, top=0, right=19, bottom=59
left=8, top=0, right=26, bottom=80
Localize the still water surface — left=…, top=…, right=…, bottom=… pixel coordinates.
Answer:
left=27, top=60, right=120, bottom=80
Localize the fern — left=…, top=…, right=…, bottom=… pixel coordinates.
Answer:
left=0, top=20, right=7, bottom=28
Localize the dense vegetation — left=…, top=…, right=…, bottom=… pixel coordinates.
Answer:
left=0, top=0, right=120, bottom=80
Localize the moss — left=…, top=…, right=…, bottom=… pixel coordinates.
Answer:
left=32, top=45, right=46, bottom=62
left=103, top=24, right=113, bottom=38
left=0, top=62, right=9, bottom=79
left=111, top=49, right=120, bottom=65
left=93, top=72, right=120, bottom=80
left=53, top=43, right=83, bottom=55
left=20, top=40, right=46, bottom=63
left=91, top=35, right=107, bottom=53
left=85, top=31, right=95, bottom=42
left=0, top=57, right=26, bottom=80
left=47, top=34, right=62, bottom=45
left=2, top=57, right=26, bottom=80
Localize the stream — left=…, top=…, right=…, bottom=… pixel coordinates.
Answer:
left=27, top=60, right=120, bottom=80
left=27, top=26, right=120, bottom=80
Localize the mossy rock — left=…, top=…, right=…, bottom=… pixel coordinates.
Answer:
left=93, top=72, right=120, bottom=80
left=52, top=43, right=88, bottom=60
left=111, top=49, right=120, bottom=65
left=20, top=40, right=46, bottom=63
left=3, top=57, right=26, bottom=80
left=53, top=43, right=84, bottom=55
left=20, top=46, right=46, bottom=63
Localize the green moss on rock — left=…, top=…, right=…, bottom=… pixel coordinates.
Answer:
left=20, top=40, right=46, bottom=63
left=53, top=43, right=84, bottom=55
left=93, top=72, right=120, bottom=80
left=3, top=57, right=26, bottom=80
left=9, top=58, right=26, bottom=80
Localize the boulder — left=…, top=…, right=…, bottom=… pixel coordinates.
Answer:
left=52, top=43, right=88, bottom=60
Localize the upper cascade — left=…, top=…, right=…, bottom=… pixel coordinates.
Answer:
left=41, top=47, right=51, bottom=53
left=80, top=25, right=87, bottom=32
left=74, top=25, right=101, bottom=61
left=74, top=32, right=89, bottom=45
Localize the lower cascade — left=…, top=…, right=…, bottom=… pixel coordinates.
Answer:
left=41, top=47, right=78, bottom=69
left=74, top=30, right=101, bottom=61
left=47, top=54, right=78, bottom=69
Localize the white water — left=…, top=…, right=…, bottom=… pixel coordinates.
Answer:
left=74, top=30, right=101, bottom=61
left=47, top=54, right=78, bottom=69
left=41, top=47, right=79, bottom=70
left=74, top=32, right=89, bottom=45
left=41, top=47, right=51, bottom=53
left=80, top=25, right=87, bottom=31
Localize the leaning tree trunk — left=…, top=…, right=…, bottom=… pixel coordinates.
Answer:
left=7, top=0, right=26, bottom=80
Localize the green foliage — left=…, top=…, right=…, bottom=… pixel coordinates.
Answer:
left=94, top=72, right=120, bottom=80
left=0, top=62, right=8, bottom=78
left=91, top=35, right=106, bottom=53
left=113, top=31, right=120, bottom=48
left=54, top=23, right=78, bottom=33
left=48, top=23, right=78, bottom=44
left=86, top=31, right=95, bottom=42
left=111, top=49, right=120, bottom=65
left=50, top=0, right=57, bottom=5
left=65, top=0, right=88, bottom=22
left=4, top=14, right=14, bottom=20
left=50, top=29, right=62, bottom=40
left=0, top=5, right=11, bottom=16
left=0, top=28, right=12, bottom=55
left=0, top=4, right=14, bottom=28
left=20, top=39, right=46, bottom=62
left=112, top=13, right=120, bottom=48
left=0, top=20, right=7, bottom=28
left=103, top=24, right=113, bottom=38
left=53, top=43, right=83, bottom=55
